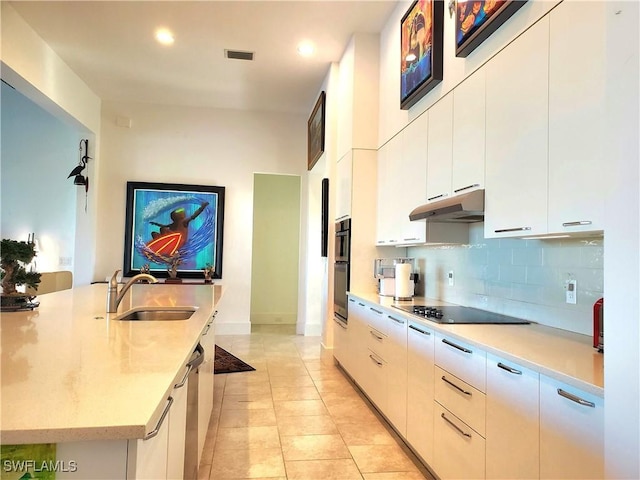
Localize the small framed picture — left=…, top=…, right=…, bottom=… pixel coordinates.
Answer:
left=307, top=91, right=326, bottom=170
left=401, top=0, right=444, bottom=110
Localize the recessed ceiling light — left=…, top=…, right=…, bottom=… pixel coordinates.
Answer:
left=297, top=41, right=315, bottom=57
left=155, top=28, right=175, bottom=46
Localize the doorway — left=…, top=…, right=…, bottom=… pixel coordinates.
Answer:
left=250, top=173, right=301, bottom=326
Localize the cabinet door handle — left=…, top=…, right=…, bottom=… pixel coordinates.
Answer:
left=144, top=396, right=174, bottom=440
left=388, top=239, right=398, bottom=243
left=441, top=375, right=472, bottom=396
left=175, top=343, right=204, bottom=388
left=349, top=298, right=356, bottom=303
left=370, top=307, right=383, bottom=315
left=403, top=237, right=419, bottom=241
left=388, top=315, right=405, bottom=324
left=369, top=330, right=384, bottom=341
left=428, top=193, right=449, bottom=201
left=358, top=303, right=365, bottom=307
left=557, top=388, right=596, bottom=408
left=454, top=183, right=480, bottom=193
left=336, top=214, right=350, bottom=221
left=494, top=226, right=532, bottom=233
left=369, top=354, right=383, bottom=366
left=497, top=362, right=522, bottom=375
left=441, top=412, right=472, bottom=438
left=334, top=318, right=347, bottom=329
left=409, top=324, right=431, bottom=336
left=442, top=338, right=472, bottom=354
left=562, top=221, right=592, bottom=227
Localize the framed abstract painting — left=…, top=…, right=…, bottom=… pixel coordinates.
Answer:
left=123, top=181, right=225, bottom=279
left=400, top=0, right=444, bottom=110
left=308, top=91, right=326, bottom=170
left=455, top=0, right=527, bottom=57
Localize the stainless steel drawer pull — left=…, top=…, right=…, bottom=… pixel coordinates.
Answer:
left=442, top=338, right=472, bottom=354
left=409, top=324, right=431, bottom=336
left=428, top=193, right=449, bottom=201
left=369, top=354, right=383, bottom=366
left=370, top=308, right=383, bottom=315
left=557, top=388, right=595, bottom=408
left=497, top=362, right=522, bottom=375
left=494, top=226, right=532, bottom=233
left=403, top=237, right=420, bottom=241
left=175, top=344, right=204, bottom=388
left=144, top=396, right=174, bottom=440
left=388, top=315, right=405, bottom=324
left=334, top=318, right=347, bottom=329
left=442, top=375, right=472, bottom=396
left=349, top=298, right=356, bottom=303
left=336, top=214, right=349, bottom=221
left=441, top=412, right=471, bottom=438
left=562, top=221, right=592, bottom=227
left=454, top=183, right=480, bottom=193
left=369, top=330, right=384, bottom=341
left=358, top=303, right=365, bottom=307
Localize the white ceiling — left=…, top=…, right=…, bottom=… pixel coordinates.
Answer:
left=9, top=1, right=397, bottom=115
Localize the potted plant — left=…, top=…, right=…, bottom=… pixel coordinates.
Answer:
left=1, top=238, right=41, bottom=310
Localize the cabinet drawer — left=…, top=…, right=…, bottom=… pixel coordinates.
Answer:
left=435, top=366, right=486, bottom=437
left=364, top=304, right=387, bottom=334
left=366, top=325, right=387, bottom=359
left=433, top=402, right=485, bottom=480
left=435, top=333, right=486, bottom=392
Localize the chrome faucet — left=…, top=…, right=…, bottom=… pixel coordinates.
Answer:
left=107, top=269, right=158, bottom=313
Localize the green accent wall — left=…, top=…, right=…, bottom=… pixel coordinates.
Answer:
left=250, top=174, right=300, bottom=324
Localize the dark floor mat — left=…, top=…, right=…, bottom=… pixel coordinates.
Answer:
left=214, top=345, right=256, bottom=374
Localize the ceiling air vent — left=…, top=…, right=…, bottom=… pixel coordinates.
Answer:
left=225, top=49, right=254, bottom=61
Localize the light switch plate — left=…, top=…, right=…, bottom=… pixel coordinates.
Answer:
left=565, top=279, right=577, bottom=304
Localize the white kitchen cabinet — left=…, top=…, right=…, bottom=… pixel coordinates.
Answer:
left=376, top=115, right=429, bottom=246
left=333, top=315, right=348, bottom=366
left=335, top=150, right=353, bottom=221
left=434, top=333, right=486, bottom=392
left=406, top=320, right=435, bottom=465
left=197, top=312, right=216, bottom=465
left=376, top=134, right=403, bottom=245
left=539, top=375, right=604, bottom=480
left=485, top=353, right=539, bottom=480
left=433, top=402, right=485, bottom=480
left=452, top=67, right=485, bottom=195
left=166, top=374, right=188, bottom=480
left=547, top=1, right=605, bottom=234
left=485, top=18, right=550, bottom=238
left=384, top=311, right=408, bottom=437
left=426, top=93, right=454, bottom=203
left=344, top=296, right=369, bottom=386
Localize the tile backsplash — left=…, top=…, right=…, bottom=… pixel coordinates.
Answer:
left=407, top=223, right=603, bottom=336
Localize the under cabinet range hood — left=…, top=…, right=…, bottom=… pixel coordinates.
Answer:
left=409, top=189, right=485, bottom=223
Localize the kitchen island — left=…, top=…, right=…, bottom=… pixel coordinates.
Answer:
left=1, top=282, right=222, bottom=479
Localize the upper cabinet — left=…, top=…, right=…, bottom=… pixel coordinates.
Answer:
left=426, top=93, right=454, bottom=203
left=485, top=18, right=550, bottom=238
left=452, top=68, right=486, bottom=195
left=335, top=150, right=353, bottom=221
left=376, top=116, right=428, bottom=246
left=547, top=0, right=605, bottom=234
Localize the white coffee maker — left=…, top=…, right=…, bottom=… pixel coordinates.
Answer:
left=374, top=258, right=417, bottom=300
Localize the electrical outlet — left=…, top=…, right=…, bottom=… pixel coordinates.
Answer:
left=448, top=270, right=454, bottom=286
left=565, top=279, right=577, bottom=304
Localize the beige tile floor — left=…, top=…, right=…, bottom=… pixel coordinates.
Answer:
left=198, top=324, right=436, bottom=480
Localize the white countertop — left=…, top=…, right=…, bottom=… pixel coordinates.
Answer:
left=349, top=292, right=604, bottom=397
left=1, top=283, right=222, bottom=444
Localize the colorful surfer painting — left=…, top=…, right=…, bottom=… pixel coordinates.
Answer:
left=123, top=182, right=225, bottom=278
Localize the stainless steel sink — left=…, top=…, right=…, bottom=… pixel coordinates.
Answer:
left=116, top=306, right=197, bottom=321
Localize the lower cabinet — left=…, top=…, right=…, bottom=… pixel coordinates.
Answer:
left=406, top=321, right=435, bottom=465
left=433, top=402, right=486, bottom=480
left=539, top=375, right=604, bottom=479
left=197, top=312, right=216, bottom=465
left=485, top=354, right=540, bottom=480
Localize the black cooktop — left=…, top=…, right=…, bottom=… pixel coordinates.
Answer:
left=393, top=305, right=530, bottom=325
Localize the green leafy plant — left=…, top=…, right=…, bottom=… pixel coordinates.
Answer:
left=1, top=239, right=41, bottom=296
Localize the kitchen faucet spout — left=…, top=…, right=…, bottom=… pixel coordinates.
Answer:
left=106, top=269, right=158, bottom=313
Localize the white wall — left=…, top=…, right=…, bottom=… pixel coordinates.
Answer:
left=97, top=101, right=306, bottom=334
left=1, top=2, right=101, bottom=286
left=603, top=1, right=640, bottom=478
left=0, top=82, right=78, bottom=273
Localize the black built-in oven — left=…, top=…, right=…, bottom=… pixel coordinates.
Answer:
left=334, top=219, right=351, bottom=322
